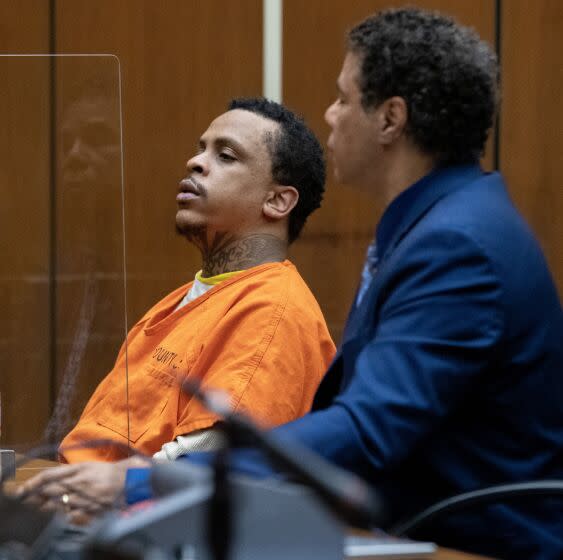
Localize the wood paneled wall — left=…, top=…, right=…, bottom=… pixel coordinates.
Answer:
left=1, top=1, right=561, bottom=445
left=55, top=0, right=263, bottom=321
left=0, top=1, right=52, bottom=444
left=500, top=0, right=563, bottom=295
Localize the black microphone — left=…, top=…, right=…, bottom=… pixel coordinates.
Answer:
left=181, top=378, right=385, bottom=530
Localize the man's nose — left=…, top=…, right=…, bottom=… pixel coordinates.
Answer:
left=67, top=137, right=87, bottom=159
left=64, top=137, right=91, bottom=168
left=186, top=153, right=208, bottom=175
left=324, top=101, right=338, bottom=128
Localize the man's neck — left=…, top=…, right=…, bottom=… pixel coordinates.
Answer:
left=372, top=145, right=436, bottom=209
left=198, top=232, right=287, bottom=277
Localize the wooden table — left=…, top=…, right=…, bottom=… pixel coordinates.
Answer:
left=3, top=456, right=59, bottom=493
left=4, top=459, right=491, bottom=559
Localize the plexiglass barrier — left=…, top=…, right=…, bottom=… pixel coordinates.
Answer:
left=0, top=55, right=128, bottom=459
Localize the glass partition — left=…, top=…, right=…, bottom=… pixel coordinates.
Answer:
left=0, top=55, right=127, bottom=459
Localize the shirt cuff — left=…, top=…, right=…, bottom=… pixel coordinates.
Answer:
left=125, top=467, right=153, bottom=505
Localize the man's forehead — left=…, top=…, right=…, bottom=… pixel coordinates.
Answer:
left=63, top=96, right=119, bottom=124
left=334, top=52, right=362, bottom=99
left=341, top=51, right=361, bottom=79
left=203, top=109, right=279, bottom=144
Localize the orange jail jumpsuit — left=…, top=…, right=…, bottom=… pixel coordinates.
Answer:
left=60, top=261, right=335, bottom=462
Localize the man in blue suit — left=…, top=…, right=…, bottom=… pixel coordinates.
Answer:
left=264, top=9, right=563, bottom=558
left=130, top=8, right=561, bottom=558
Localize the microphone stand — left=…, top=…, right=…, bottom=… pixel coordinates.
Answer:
left=182, top=380, right=385, bottom=534
left=208, top=428, right=232, bottom=560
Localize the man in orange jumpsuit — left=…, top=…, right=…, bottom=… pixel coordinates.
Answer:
left=21, top=98, right=334, bottom=520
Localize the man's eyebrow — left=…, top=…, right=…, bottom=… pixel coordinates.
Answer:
left=199, top=135, right=248, bottom=156
left=214, top=136, right=247, bottom=154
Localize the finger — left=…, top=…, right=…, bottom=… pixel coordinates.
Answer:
left=17, top=473, right=50, bottom=497
left=29, top=481, right=71, bottom=501
left=24, top=471, right=84, bottom=501
left=51, top=477, right=109, bottom=512
left=37, top=496, right=63, bottom=513
left=22, top=492, right=50, bottom=508
left=18, top=465, right=78, bottom=496
left=22, top=492, right=46, bottom=507
left=64, top=470, right=122, bottom=508
left=58, top=475, right=102, bottom=505
left=59, top=490, right=92, bottom=512
left=19, top=481, right=60, bottom=504
left=35, top=490, right=87, bottom=516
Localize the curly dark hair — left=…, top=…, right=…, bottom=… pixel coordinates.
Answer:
left=348, top=8, right=499, bottom=165
left=228, top=97, right=325, bottom=243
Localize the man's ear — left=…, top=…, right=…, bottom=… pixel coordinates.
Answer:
left=263, top=186, right=299, bottom=220
left=377, top=96, right=408, bottom=145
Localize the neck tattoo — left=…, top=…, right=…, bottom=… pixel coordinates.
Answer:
left=198, top=232, right=287, bottom=277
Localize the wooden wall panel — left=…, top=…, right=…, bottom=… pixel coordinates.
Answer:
left=284, top=0, right=496, bottom=342
left=500, top=0, right=563, bottom=297
left=51, top=0, right=263, bottom=430
left=0, top=1, right=51, bottom=445
left=56, top=0, right=262, bottom=317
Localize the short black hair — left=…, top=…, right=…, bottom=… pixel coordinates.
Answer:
left=348, top=8, right=499, bottom=165
left=228, top=97, right=325, bottom=243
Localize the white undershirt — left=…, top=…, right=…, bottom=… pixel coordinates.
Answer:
left=175, top=274, right=215, bottom=310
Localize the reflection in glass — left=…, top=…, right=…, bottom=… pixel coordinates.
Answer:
left=0, top=56, right=126, bottom=457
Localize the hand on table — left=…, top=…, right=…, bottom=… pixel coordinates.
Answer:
left=16, top=456, right=150, bottom=524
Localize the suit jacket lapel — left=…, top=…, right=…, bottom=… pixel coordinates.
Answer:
left=317, top=165, right=488, bottom=401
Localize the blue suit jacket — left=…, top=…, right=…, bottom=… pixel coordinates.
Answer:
left=270, top=165, right=563, bottom=559
left=129, top=164, right=562, bottom=558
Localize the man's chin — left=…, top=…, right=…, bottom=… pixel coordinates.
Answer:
left=175, top=221, right=207, bottom=246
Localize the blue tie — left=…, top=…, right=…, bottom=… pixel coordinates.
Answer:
left=356, top=239, right=378, bottom=307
